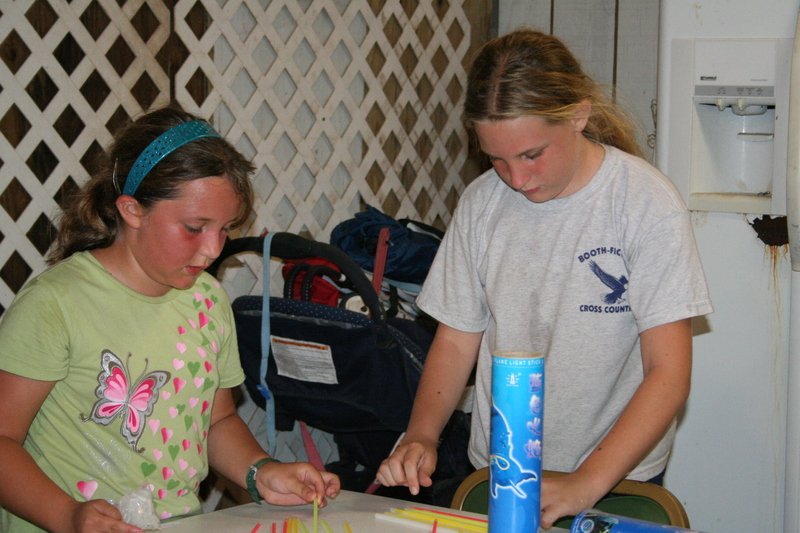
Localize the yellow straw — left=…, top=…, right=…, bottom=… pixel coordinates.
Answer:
left=297, top=518, right=309, bottom=533
left=382, top=510, right=486, bottom=533
left=320, top=519, right=334, bottom=533
left=343, top=522, right=353, bottom=533
left=405, top=508, right=488, bottom=525
left=313, top=497, right=319, bottom=533
left=377, top=513, right=484, bottom=532
left=398, top=508, right=486, bottom=526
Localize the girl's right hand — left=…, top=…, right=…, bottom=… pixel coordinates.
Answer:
left=376, top=440, right=438, bottom=495
left=68, top=499, right=144, bottom=533
left=255, top=461, right=340, bottom=508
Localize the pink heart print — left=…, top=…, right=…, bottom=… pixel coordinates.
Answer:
left=77, top=480, right=98, bottom=499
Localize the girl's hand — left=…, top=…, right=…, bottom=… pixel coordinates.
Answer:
left=255, top=462, right=340, bottom=508
left=376, top=440, right=437, bottom=496
left=539, top=472, right=605, bottom=529
left=68, top=499, right=144, bottom=533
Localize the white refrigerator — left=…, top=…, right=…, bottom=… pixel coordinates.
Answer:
left=656, top=2, right=800, bottom=532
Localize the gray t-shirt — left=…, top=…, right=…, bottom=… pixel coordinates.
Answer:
left=417, top=145, right=712, bottom=480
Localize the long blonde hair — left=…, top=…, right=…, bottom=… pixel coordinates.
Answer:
left=464, top=29, right=642, bottom=158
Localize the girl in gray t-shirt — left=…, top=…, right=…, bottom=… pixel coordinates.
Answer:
left=376, top=29, right=711, bottom=529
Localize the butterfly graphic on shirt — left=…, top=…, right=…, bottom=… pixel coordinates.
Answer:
left=80, top=349, right=171, bottom=453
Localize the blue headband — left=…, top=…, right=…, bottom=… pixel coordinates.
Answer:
left=122, top=120, right=221, bottom=196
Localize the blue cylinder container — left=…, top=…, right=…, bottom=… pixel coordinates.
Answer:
left=571, top=510, right=706, bottom=533
left=489, top=351, right=545, bottom=533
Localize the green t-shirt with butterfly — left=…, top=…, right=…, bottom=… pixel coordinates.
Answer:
left=0, top=251, right=245, bottom=532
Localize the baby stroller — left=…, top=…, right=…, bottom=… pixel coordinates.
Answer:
left=209, top=232, right=433, bottom=489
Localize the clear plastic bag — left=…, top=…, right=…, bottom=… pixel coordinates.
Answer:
left=112, top=482, right=160, bottom=531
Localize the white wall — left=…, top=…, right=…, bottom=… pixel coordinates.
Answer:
left=497, top=0, right=659, bottom=164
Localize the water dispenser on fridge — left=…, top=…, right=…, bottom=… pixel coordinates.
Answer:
left=665, top=38, right=792, bottom=214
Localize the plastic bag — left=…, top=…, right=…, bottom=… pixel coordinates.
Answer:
left=112, top=482, right=160, bottom=531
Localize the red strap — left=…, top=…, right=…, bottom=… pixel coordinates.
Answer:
left=299, top=421, right=326, bottom=472
left=372, top=227, right=391, bottom=295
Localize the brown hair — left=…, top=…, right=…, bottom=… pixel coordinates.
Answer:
left=47, top=103, right=255, bottom=264
left=464, top=29, right=642, bottom=157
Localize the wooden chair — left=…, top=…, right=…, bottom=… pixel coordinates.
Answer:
left=450, top=468, right=690, bottom=529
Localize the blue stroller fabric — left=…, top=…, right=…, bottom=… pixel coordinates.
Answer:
left=212, top=233, right=432, bottom=471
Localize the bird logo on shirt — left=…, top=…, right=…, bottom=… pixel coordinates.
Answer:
left=588, top=260, right=628, bottom=304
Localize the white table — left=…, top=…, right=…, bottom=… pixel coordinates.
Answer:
left=160, top=489, right=568, bottom=533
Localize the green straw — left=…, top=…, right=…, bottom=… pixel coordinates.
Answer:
left=313, top=497, right=319, bottom=533
left=320, top=519, right=334, bottom=533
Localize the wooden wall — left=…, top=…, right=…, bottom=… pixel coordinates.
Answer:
left=497, top=0, right=660, bottom=163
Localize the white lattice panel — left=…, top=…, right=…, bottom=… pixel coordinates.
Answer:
left=0, top=0, right=170, bottom=312
left=172, top=0, right=472, bottom=244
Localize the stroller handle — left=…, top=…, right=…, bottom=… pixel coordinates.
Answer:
left=208, top=233, right=390, bottom=339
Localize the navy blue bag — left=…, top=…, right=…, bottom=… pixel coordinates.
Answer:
left=330, top=205, right=443, bottom=286
left=209, top=233, right=431, bottom=472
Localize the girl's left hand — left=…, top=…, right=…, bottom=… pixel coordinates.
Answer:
left=539, top=472, right=605, bottom=529
left=255, top=462, right=340, bottom=507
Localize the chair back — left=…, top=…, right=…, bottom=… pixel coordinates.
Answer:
left=450, top=468, right=690, bottom=529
